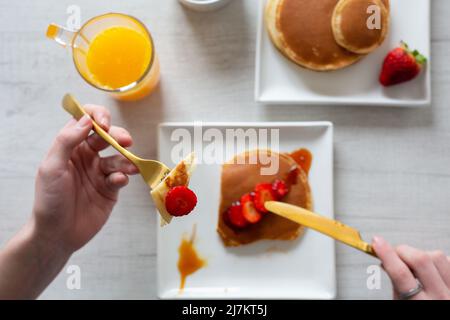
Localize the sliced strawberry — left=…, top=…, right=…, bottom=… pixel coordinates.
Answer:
left=272, top=179, right=289, bottom=199
left=379, top=42, right=427, bottom=87
left=225, top=202, right=248, bottom=229
left=253, top=183, right=276, bottom=213
left=165, top=186, right=197, bottom=217
left=240, top=193, right=262, bottom=224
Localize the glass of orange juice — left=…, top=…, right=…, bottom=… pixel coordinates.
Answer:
left=46, top=13, right=160, bottom=101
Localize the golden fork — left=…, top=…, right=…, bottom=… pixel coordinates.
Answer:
left=62, top=94, right=170, bottom=189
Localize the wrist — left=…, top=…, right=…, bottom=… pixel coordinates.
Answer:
left=25, top=217, right=73, bottom=265
left=0, top=218, right=72, bottom=299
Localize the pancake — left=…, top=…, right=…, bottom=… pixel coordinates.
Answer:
left=151, top=152, right=196, bottom=226
left=217, top=150, right=312, bottom=247
left=332, top=0, right=390, bottom=54
left=265, top=0, right=362, bottom=71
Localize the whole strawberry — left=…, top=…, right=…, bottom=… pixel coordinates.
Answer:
left=379, top=42, right=427, bottom=87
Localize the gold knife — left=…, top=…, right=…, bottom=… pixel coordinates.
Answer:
left=265, top=201, right=377, bottom=257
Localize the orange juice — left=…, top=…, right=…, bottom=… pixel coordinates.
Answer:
left=47, top=13, right=160, bottom=101
left=82, top=25, right=160, bottom=101
left=112, top=53, right=160, bottom=101
left=87, top=27, right=151, bottom=89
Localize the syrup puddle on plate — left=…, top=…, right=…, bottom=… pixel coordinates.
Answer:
left=177, top=225, right=206, bottom=292
left=289, top=148, right=312, bottom=175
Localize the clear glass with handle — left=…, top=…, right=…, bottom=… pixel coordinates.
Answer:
left=47, top=13, right=160, bottom=101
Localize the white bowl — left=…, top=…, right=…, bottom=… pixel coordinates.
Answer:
left=179, top=0, right=233, bottom=12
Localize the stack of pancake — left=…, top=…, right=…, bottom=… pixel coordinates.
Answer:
left=217, top=150, right=312, bottom=247
left=265, top=0, right=390, bottom=71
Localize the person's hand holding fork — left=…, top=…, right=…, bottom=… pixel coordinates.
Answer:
left=0, top=104, right=138, bottom=299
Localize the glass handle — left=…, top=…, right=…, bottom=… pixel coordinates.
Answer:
left=46, top=23, right=76, bottom=47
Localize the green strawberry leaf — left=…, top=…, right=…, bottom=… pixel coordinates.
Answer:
left=412, top=50, right=427, bottom=64
left=400, top=41, right=427, bottom=65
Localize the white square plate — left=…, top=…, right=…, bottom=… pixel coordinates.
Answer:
left=255, top=0, right=431, bottom=106
left=157, top=122, right=335, bottom=299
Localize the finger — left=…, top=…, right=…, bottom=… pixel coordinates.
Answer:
left=428, top=250, right=450, bottom=289
left=83, top=104, right=111, bottom=130
left=99, top=155, right=139, bottom=175
left=86, top=126, right=133, bottom=153
left=48, top=115, right=92, bottom=167
left=372, top=236, right=418, bottom=294
left=105, top=172, right=129, bottom=192
left=397, top=245, right=449, bottom=297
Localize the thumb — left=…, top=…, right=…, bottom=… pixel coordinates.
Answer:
left=49, top=115, right=93, bottom=167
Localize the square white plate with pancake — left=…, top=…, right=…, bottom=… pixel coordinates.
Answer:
left=255, top=0, right=431, bottom=106
left=157, top=122, right=335, bottom=299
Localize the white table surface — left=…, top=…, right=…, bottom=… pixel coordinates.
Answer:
left=0, top=0, right=449, bottom=300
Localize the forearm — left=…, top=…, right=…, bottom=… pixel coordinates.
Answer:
left=0, top=218, right=71, bottom=299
